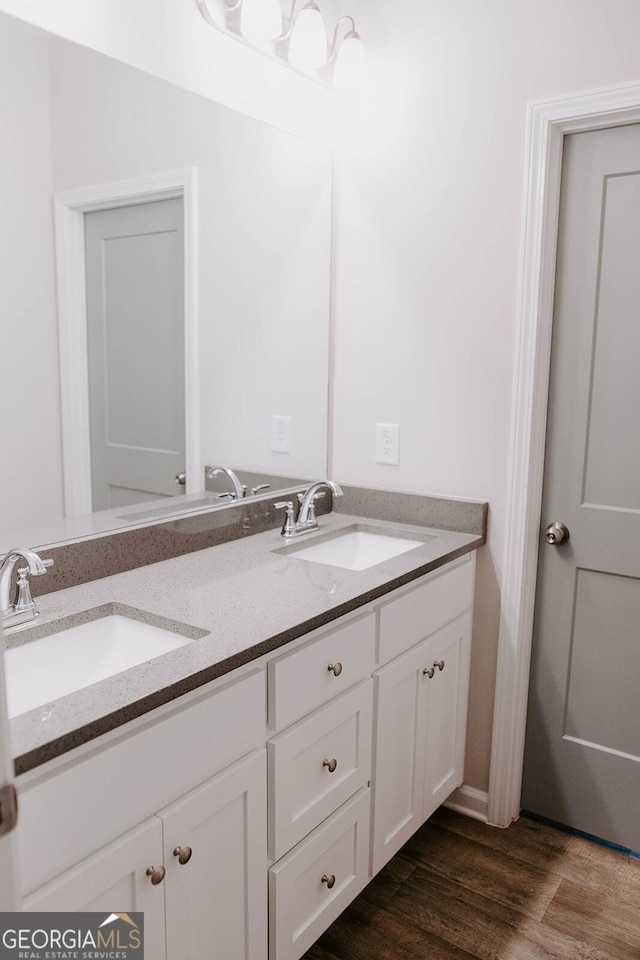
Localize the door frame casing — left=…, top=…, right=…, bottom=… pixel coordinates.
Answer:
left=488, top=81, right=640, bottom=826
left=54, top=168, right=199, bottom=516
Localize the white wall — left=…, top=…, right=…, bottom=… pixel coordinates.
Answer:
left=331, top=0, right=640, bottom=794
left=0, top=19, right=63, bottom=533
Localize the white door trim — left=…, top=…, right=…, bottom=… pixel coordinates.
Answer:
left=488, top=81, right=640, bottom=827
left=54, top=168, right=200, bottom=516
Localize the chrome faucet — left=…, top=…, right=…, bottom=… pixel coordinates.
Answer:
left=207, top=466, right=247, bottom=500
left=0, top=548, right=53, bottom=629
left=275, top=480, right=343, bottom=538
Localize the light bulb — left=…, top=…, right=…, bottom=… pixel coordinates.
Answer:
left=288, top=2, right=327, bottom=71
left=240, top=0, right=283, bottom=46
left=333, top=30, right=366, bottom=91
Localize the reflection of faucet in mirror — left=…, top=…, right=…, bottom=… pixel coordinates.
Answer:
left=0, top=548, right=54, bottom=630
left=207, top=466, right=248, bottom=501
left=275, top=480, right=343, bottom=538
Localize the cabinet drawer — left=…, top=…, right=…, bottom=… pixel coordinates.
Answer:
left=18, top=668, right=266, bottom=895
left=268, top=680, right=372, bottom=861
left=269, top=788, right=370, bottom=960
left=378, top=555, right=474, bottom=664
left=268, top=613, right=375, bottom=731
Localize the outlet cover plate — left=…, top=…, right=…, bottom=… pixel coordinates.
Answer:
left=376, top=423, right=399, bottom=465
left=271, top=415, right=292, bottom=454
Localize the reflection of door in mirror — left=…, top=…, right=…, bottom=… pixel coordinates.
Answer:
left=85, top=199, right=185, bottom=510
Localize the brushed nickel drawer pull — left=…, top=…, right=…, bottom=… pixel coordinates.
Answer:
left=173, top=845, right=193, bottom=865
left=423, top=666, right=435, bottom=678
left=323, top=758, right=338, bottom=773
left=434, top=659, right=445, bottom=672
left=322, top=873, right=336, bottom=889
left=327, top=662, right=343, bottom=677
left=145, top=865, right=166, bottom=885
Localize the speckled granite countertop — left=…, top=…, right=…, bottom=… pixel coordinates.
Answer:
left=7, top=513, right=483, bottom=774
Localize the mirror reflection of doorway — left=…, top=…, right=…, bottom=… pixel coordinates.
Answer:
left=84, top=198, right=185, bottom=511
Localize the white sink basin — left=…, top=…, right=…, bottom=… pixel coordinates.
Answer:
left=283, top=528, right=430, bottom=571
left=4, top=613, right=195, bottom=718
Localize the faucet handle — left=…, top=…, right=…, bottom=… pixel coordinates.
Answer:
left=252, top=484, right=270, bottom=496
left=17, top=558, right=54, bottom=577
left=274, top=501, right=296, bottom=538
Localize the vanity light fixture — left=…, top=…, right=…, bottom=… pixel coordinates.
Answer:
left=196, top=0, right=365, bottom=89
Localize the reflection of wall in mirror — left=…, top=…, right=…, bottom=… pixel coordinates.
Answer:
left=0, top=18, right=62, bottom=533
left=0, top=16, right=332, bottom=536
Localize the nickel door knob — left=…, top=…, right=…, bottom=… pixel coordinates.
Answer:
left=323, top=758, right=338, bottom=773
left=328, top=662, right=343, bottom=677
left=322, top=874, right=336, bottom=889
left=173, top=845, right=193, bottom=865
left=545, top=521, right=570, bottom=545
left=175, top=473, right=186, bottom=485
left=145, top=865, right=166, bottom=885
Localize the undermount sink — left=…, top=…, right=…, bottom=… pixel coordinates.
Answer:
left=280, top=525, right=433, bottom=571
left=4, top=608, right=204, bottom=719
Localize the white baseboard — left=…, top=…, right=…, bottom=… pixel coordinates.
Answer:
left=444, top=784, right=489, bottom=823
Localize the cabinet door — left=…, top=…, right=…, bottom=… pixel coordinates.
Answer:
left=371, top=638, right=430, bottom=875
left=23, top=819, right=166, bottom=960
left=161, top=749, right=267, bottom=960
left=422, top=613, right=472, bottom=821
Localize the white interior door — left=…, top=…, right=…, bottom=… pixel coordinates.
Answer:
left=522, top=123, right=640, bottom=852
left=0, top=625, right=19, bottom=909
left=85, top=198, right=185, bottom=511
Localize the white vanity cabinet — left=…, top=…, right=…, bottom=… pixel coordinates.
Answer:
left=19, top=668, right=268, bottom=960
left=371, top=556, right=475, bottom=875
left=15, top=548, right=478, bottom=960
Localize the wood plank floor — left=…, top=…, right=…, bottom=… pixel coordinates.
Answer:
left=302, top=807, right=640, bottom=960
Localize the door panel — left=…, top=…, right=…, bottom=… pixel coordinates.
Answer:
left=582, top=172, right=640, bottom=512
left=161, top=749, right=267, bottom=960
left=523, top=124, right=640, bottom=851
left=423, top=613, right=471, bottom=819
left=85, top=198, right=185, bottom=511
left=24, top=819, right=166, bottom=959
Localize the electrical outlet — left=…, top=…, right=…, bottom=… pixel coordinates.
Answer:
left=271, top=415, right=292, bottom=453
left=376, top=423, right=399, bottom=465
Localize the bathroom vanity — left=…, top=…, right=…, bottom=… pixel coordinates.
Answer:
left=7, top=512, right=481, bottom=960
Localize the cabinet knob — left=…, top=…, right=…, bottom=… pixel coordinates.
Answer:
left=145, top=865, right=166, bottom=885
left=423, top=666, right=435, bottom=678
left=321, top=873, right=336, bottom=889
left=173, top=845, right=193, bottom=865
left=434, top=659, right=445, bottom=672
left=327, top=662, right=343, bottom=677
left=323, top=758, right=338, bottom=773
